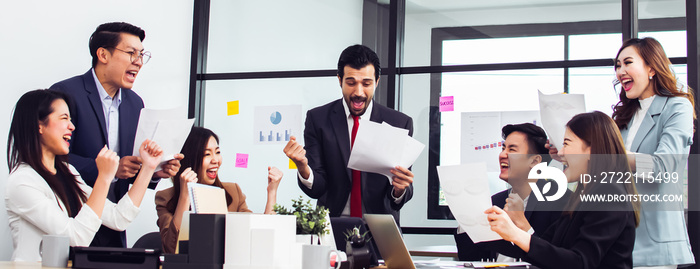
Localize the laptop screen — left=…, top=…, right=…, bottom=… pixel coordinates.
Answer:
left=364, top=214, right=416, bottom=269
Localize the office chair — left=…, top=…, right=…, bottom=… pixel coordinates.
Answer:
left=132, top=231, right=162, bottom=251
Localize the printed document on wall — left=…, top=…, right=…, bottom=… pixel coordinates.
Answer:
left=254, top=105, right=302, bottom=145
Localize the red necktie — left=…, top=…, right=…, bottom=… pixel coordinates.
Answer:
left=350, top=115, right=362, bottom=218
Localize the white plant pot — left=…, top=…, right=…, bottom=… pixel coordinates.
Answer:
left=296, top=234, right=319, bottom=245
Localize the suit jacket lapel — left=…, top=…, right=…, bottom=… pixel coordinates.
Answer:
left=630, top=96, right=666, bottom=152
left=620, top=125, right=629, bottom=143
left=83, top=71, right=109, bottom=143
left=330, top=100, right=352, bottom=180
left=369, top=101, right=382, bottom=124
left=118, top=93, right=139, bottom=158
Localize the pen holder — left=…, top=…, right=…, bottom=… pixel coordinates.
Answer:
left=346, top=240, right=372, bottom=269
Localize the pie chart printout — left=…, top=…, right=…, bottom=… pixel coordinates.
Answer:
left=253, top=105, right=302, bottom=145
left=270, top=111, right=282, bottom=125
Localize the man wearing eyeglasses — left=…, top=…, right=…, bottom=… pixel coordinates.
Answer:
left=50, top=22, right=182, bottom=248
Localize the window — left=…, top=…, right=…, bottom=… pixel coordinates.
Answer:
left=426, top=19, right=688, bottom=219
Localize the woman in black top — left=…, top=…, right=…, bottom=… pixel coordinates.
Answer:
left=485, top=111, right=640, bottom=269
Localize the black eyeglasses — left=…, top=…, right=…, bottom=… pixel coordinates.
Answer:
left=111, top=47, right=151, bottom=64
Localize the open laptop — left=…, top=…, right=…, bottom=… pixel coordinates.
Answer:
left=364, top=214, right=416, bottom=269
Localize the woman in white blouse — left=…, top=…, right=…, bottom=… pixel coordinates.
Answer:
left=5, top=89, right=163, bottom=261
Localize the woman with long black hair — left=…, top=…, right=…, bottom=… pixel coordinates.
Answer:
left=5, top=89, right=163, bottom=261
left=155, top=126, right=282, bottom=253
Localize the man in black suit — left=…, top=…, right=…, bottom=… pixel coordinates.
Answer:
left=50, top=22, right=182, bottom=247
left=283, top=44, right=414, bottom=225
left=454, top=123, right=570, bottom=261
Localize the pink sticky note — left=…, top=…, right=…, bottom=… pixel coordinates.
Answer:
left=235, top=153, right=249, bottom=168
left=439, top=96, right=454, bottom=112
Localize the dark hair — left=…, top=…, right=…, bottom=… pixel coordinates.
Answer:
left=7, top=89, right=87, bottom=214
left=337, top=44, right=381, bottom=80
left=501, top=123, right=551, bottom=164
left=564, top=111, right=640, bottom=226
left=165, top=127, right=232, bottom=212
left=612, top=37, right=696, bottom=129
left=89, top=22, right=146, bottom=68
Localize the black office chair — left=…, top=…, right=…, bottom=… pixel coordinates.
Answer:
left=132, top=231, right=162, bottom=251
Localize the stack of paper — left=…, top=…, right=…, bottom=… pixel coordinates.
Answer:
left=132, top=107, right=195, bottom=171
left=347, top=120, right=425, bottom=182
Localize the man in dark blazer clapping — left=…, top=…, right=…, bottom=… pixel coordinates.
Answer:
left=50, top=22, right=182, bottom=248
left=284, top=45, right=414, bottom=225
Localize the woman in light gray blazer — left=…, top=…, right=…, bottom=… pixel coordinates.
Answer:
left=613, top=37, right=695, bottom=269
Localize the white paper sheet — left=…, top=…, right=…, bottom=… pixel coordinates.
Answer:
left=151, top=118, right=195, bottom=161
left=381, top=123, right=423, bottom=175
left=400, top=136, right=425, bottom=170
left=382, top=122, right=409, bottom=136
left=538, top=90, right=586, bottom=149
left=132, top=107, right=194, bottom=171
left=347, top=120, right=425, bottom=182
left=437, top=163, right=501, bottom=243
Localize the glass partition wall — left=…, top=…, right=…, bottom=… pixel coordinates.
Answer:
left=188, top=0, right=700, bottom=261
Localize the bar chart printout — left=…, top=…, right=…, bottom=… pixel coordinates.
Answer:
left=253, top=105, right=302, bottom=145
left=437, top=111, right=541, bottom=206
left=460, top=111, right=540, bottom=172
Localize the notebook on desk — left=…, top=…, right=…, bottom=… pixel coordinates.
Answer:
left=188, top=182, right=227, bottom=214
left=364, top=214, right=415, bottom=269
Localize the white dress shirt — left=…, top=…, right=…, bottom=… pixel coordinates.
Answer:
left=91, top=69, right=122, bottom=155
left=92, top=69, right=122, bottom=190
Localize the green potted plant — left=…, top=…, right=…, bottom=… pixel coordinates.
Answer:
left=274, top=196, right=329, bottom=245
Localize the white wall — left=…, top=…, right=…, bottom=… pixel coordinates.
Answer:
left=199, top=0, right=363, bottom=215
left=0, top=0, right=193, bottom=260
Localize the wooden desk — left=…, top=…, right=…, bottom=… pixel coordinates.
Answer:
left=0, top=261, right=376, bottom=269
left=409, top=245, right=459, bottom=259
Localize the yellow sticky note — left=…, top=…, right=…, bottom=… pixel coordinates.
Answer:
left=289, top=159, right=297, bottom=169
left=227, top=100, right=239, bottom=116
